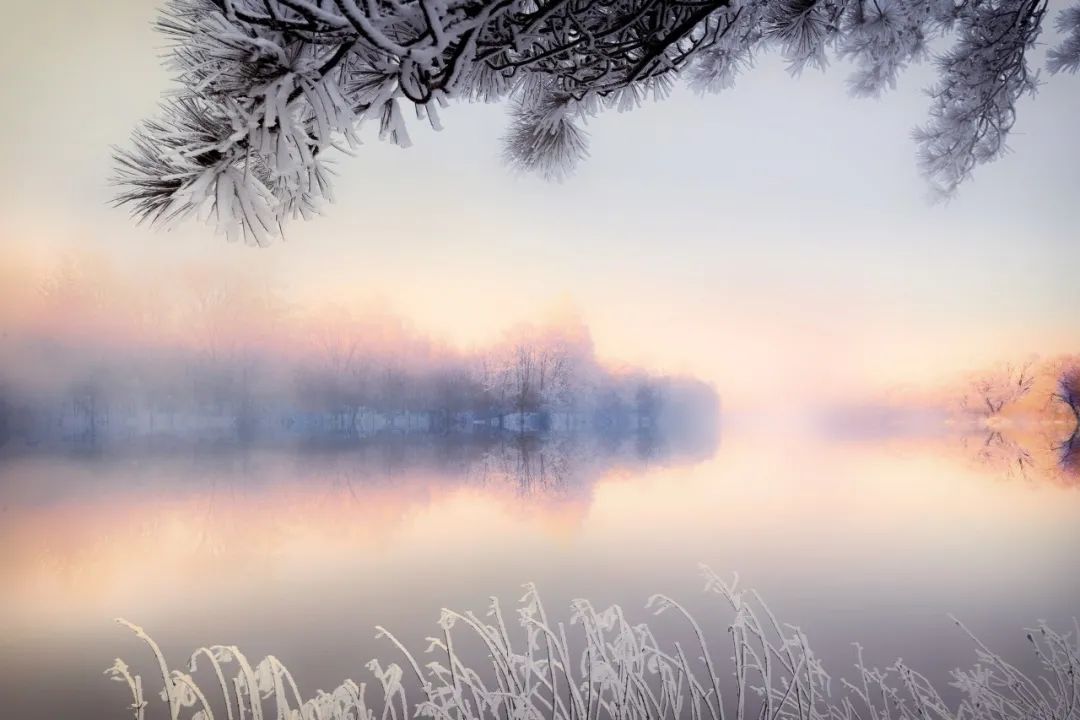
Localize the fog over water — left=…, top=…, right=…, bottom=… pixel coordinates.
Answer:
left=1, top=1, right=1078, bottom=719
left=0, top=246, right=1077, bottom=720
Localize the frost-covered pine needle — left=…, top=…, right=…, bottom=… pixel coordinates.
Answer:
left=113, top=0, right=1080, bottom=241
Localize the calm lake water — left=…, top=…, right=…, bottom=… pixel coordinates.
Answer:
left=1, top=425, right=1078, bottom=720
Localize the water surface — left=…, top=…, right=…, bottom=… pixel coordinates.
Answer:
left=1, top=426, right=1077, bottom=719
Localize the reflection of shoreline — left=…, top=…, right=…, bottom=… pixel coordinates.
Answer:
left=0, top=422, right=719, bottom=498
left=0, top=431, right=720, bottom=617
left=957, top=418, right=1080, bottom=487
left=814, top=400, right=1080, bottom=487
left=2, top=428, right=1078, bottom=686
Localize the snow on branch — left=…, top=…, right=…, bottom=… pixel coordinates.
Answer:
left=114, top=0, right=1079, bottom=242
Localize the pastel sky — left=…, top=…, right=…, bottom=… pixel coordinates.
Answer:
left=1, top=0, right=1078, bottom=409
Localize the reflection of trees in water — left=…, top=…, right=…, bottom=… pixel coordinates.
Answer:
left=42, top=424, right=715, bottom=515
left=968, top=431, right=1035, bottom=481
left=472, top=433, right=569, bottom=496
left=952, top=357, right=1080, bottom=486
left=1057, top=428, right=1079, bottom=480
left=965, top=424, right=1080, bottom=487
left=1, top=426, right=717, bottom=584
left=1054, top=363, right=1080, bottom=425
left=293, top=426, right=706, bottom=498
left=464, top=432, right=644, bottom=497
left=1050, top=361, right=1080, bottom=481
left=33, top=424, right=712, bottom=510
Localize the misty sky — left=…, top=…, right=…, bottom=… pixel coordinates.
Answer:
left=1, top=0, right=1078, bottom=410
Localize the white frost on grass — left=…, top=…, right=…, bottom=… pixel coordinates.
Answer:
left=108, top=566, right=1080, bottom=720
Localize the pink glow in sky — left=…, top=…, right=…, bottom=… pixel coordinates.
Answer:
left=1, top=0, right=1077, bottom=410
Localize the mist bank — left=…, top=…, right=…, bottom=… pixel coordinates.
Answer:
left=0, top=326, right=719, bottom=453
left=0, top=257, right=719, bottom=454
left=0, top=371, right=719, bottom=464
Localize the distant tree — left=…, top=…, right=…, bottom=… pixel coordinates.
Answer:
left=1054, top=362, right=1080, bottom=425
left=375, top=365, right=409, bottom=427
left=114, top=0, right=1080, bottom=243
left=1060, top=430, right=1080, bottom=480
left=634, top=380, right=659, bottom=429
left=492, top=326, right=580, bottom=430
left=308, top=310, right=362, bottom=430
left=510, top=341, right=540, bottom=429
left=431, top=365, right=481, bottom=431
left=477, top=354, right=512, bottom=427
left=593, top=387, right=630, bottom=432
left=960, top=360, right=1035, bottom=417
left=70, top=372, right=109, bottom=445
left=0, top=391, right=9, bottom=448
left=535, top=341, right=570, bottom=412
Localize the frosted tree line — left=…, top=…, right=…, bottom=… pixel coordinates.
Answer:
left=0, top=282, right=717, bottom=447
left=113, top=0, right=1080, bottom=244
left=957, top=355, right=1080, bottom=422
left=944, top=355, right=1080, bottom=485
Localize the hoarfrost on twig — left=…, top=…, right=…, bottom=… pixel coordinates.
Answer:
left=113, top=0, right=1080, bottom=242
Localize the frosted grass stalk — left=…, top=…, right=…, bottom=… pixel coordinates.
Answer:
left=111, top=570, right=1079, bottom=720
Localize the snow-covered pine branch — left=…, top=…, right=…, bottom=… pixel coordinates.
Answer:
left=114, top=0, right=1080, bottom=243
